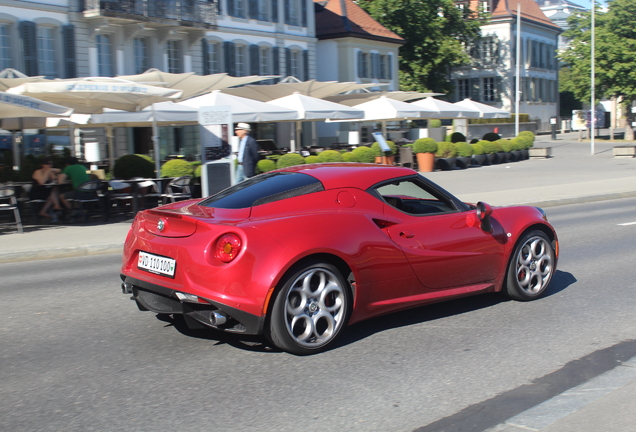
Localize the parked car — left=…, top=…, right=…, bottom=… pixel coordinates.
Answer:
left=121, top=163, right=558, bottom=355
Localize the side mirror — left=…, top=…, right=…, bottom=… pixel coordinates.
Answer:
left=476, top=201, right=493, bottom=233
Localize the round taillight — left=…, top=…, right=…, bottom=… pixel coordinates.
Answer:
left=215, top=233, right=242, bottom=263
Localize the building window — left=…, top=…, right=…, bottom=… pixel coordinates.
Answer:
left=359, top=52, right=369, bottom=78
left=290, top=50, right=300, bottom=79
left=260, top=46, right=270, bottom=75
left=133, top=38, right=148, bottom=74
left=480, top=1, right=490, bottom=13
left=235, top=0, right=247, bottom=18
left=483, top=77, right=495, bottom=102
left=482, top=38, right=496, bottom=64
left=289, top=0, right=300, bottom=26
left=235, top=44, right=246, bottom=77
left=458, top=79, right=470, bottom=99
left=207, top=41, right=222, bottom=74
left=96, top=34, right=113, bottom=77
left=167, top=40, right=182, bottom=73
left=379, top=54, right=387, bottom=79
left=37, top=26, right=57, bottom=78
left=259, top=0, right=270, bottom=21
left=0, top=24, right=11, bottom=69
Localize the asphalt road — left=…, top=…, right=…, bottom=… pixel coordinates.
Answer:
left=1, top=197, right=635, bottom=432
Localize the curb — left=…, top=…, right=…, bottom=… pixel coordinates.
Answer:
left=0, top=244, right=123, bottom=264
left=506, top=191, right=636, bottom=208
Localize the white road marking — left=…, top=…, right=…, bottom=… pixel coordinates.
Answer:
left=618, top=222, right=636, bottom=226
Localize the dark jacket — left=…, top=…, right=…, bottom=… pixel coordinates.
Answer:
left=241, top=135, right=260, bottom=178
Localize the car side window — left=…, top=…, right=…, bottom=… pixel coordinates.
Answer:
left=374, top=178, right=457, bottom=215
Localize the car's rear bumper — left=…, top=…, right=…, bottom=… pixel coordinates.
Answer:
left=121, top=274, right=265, bottom=335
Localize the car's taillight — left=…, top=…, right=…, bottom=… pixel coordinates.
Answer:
left=215, top=233, right=242, bottom=263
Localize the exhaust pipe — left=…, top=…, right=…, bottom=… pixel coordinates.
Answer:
left=121, top=283, right=133, bottom=294
left=209, top=310, right=227, bottom=326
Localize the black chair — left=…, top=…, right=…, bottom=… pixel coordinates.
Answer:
left=73, top=180, right=107, bottom=222
left=162, top=176, right=192, bottom=204
left=0, top=186, right=24, bottom=233
left=132, top=178, right=162, bottom=209
left=108, top=180, right=134, bottom=219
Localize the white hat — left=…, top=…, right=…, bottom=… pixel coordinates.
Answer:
left=235, top=122, right=251, bottom=131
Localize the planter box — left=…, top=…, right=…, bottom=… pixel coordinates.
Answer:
left=472, top=154, right=488, bottom=166
left=613, top=146, right=636, bottom=157
left=455, top=156, right=472, bottom=169
left=435, top=157, right=456, bottom=171
left=529, top=147, right=552, bottom=158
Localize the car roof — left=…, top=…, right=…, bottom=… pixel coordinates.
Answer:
left=275, top=163, right=417, bottom=190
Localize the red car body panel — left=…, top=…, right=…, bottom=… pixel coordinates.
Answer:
left=121, top=164, right=558, bottom=336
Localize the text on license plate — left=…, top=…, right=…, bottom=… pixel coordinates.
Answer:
left=138, top=251, right=176, bottom=277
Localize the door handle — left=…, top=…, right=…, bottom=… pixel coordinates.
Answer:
left=399, top=230, right=415, bottom=238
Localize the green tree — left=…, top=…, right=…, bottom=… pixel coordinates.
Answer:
left=560, top=0, right=636, bottom=138
left=358, top=0, right=482, bottom=93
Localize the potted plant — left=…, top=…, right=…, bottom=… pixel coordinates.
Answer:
left=276, top=153, right=306, bottom=168
left=317, top=149, right=344, bottom=163
left=435, top=142, right=458, bottom=170
left=479, top=140, right=499, bottom=164
left=371, top=141, right=397, bottom=165
left=454, top=142, right=474, bottom=169
left=496, top=139, right=513, bottom=162
left=412, top=138, right=438, bottom=172
left=471, top=143, right=487, bottom=166
left=256, top=159, right=277, bottom=173
left=351, top=146, right=375, bottom=163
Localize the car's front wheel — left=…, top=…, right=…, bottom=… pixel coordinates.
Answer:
left=267, top=261, right=351, bottom=355
left=504, top=230, right=555, bottom=301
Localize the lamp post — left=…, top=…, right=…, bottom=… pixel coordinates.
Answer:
left=515, top=4, right=521, bottom=137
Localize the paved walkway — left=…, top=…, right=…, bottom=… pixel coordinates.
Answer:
left=1, top=130, right=635, bottom=431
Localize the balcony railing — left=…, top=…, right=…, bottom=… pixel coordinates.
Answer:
left=84, top=0, right=217, bottom=26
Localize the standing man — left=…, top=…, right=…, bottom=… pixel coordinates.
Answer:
left=234, top=122, right=259, bottom=183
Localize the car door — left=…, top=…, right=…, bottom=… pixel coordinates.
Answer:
left=375, top=177, right=507, bottom=290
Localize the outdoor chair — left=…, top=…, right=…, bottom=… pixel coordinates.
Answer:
left=398, top=146, right=415, bottom=169
left=132, top=177, right=162, bottom=209
left=162, top=176, right=192, bottom=204
left=108, top=180, right=133, bottom=220
left=0, top=186, right=24, bottom=233
left=73, top=180, right=107, bottom=222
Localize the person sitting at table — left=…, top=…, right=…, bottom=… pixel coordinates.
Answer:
left=57, top=156, right=89, bottom=206
left=31, top=158, right=63, bottom=218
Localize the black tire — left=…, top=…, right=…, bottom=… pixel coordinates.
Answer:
left=504, top=230, right=556, bottom=301
left=266, top=261, right=351, bottom=355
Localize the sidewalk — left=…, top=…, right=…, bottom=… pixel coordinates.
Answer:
left=1, top=131, right=635, bottom=265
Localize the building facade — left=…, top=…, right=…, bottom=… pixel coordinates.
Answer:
left=450, top=0, right=561, bottom=130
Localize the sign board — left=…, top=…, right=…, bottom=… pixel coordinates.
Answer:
left=198, top=106, right=232, bottom=163
left=372, top=132, right=391, bottom=152
left=571, top=110, right=587, bottom=130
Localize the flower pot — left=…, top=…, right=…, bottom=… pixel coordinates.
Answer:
left=512, top=150, right=523, bottom=161
left=436, top=157, right=456, bottom=171
left=455, top=156, right=472, bottom=169
left=521, top=149, right=529, bottom=160
left=487, top=153, right=499, bottom=164
left=498, top=152, right=510, bottom=163
left=375, top=156, right=389, bottom=164
left=386, top=156, right=395, bottom=165
left=473, top=154, right=488, bottom=166
left=416, top=152, right=435, bottom=172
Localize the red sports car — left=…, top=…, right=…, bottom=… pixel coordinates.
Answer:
left=121, top=163, right=558, bottom=355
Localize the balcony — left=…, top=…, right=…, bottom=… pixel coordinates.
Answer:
left=83, top=0, right=217, bottom=28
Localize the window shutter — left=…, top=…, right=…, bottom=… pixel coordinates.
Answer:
left=62, top=24, right=77, bottom=78
left=285, top=47, right=291, bottom=78
left=470, top=77, right=480, bottom=101
left=284, top=0, right=290, bottom=24
left=224, top=41, right=236, bottom=76
left=387, top=54, right=392, bottom=80
left=202, top=39, right=210, bottom=75
left=357, top=51, right=362, bottom=78
left=301, top=0, right=307, bottom=27
left=303, top=49, right=308, bottom=81
left=272, top=46, right=279, bottom=82
left=19, top=21, right=38, bottom=76
left=249, top=0, right=259, bottom=19
left=228, top=0, right=235, bottom=17
left=271, top=0, right=278, bottom=22
left=216, top=0, right=222, bottom=15
left=250, top=44, right=260, bottom=75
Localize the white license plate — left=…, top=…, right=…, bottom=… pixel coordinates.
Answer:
left=138, top=251, right=176, bottom=277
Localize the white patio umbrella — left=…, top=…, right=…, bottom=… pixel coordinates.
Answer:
left=0, top=68, right=49, bottom=91
left=179, top=90, right=298, bottom=122
left=7, top=77, right=183, bottom=114
left=118, top=68, right=277, bottom=100
left=410, top=97, right=481, bottom=118
left=453, top=99, right=510, bottom=118
left=266, top=92, right=364, bottom=151
left=0, top=91, right=74, bottom=170
left=325, top=91, right=443, bottom=107
left=222, top=79, right=382, bottom=102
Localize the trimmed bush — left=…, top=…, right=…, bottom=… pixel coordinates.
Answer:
left=351, top=146, right=375, bottom=163
left=490, top=141, right=503, bottom=153
left=412, top=138, right=438, bottom=154
left=161, top=159, right=194, bottom=178
left=428, top=119, right=442, bottom=128
left=342, top=152, right=357, bottom=162
left=471, top=143, right=484, bottom=155
left=276, top=153, right=306, bottom=169
left=470, top=138, right=479, bottom=144
left=509, top=138, right=523, bottom=151
left=455, top=142, right=474, bottom=157
left=436, top=142, right=457, bottom=158
left=482, top=132, right=501, bottom=142
left=304, top=155, right=320, bottom=164
left=479, top=140, right=498, bottom=154
left=450, top=132, right=467, bottom=143
left=194, top=165, right=202, bottom=178
left=317, top=149, right=343, bottom=162
left=256, top=159, right=276, bottom=174
left=497, top=139, right=513, bottom=152
left=114, top=154, right=155, bottom=180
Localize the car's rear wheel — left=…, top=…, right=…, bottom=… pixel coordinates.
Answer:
left=267, top=261, right=351, bottom=355
left=505, top=230, right=555, bottom=301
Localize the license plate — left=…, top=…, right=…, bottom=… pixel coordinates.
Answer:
left=138, top=251, right=176, bottom=277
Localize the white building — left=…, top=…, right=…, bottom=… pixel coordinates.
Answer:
left=450, top=0, right=561, bottom=131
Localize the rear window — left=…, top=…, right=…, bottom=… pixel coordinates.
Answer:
left=199, top=172, right=324, bottom=209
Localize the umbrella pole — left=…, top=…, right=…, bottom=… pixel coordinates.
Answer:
left=296, top=121, right=302, bottom=152
left=382, top=120, right=387, bottom=137
left=11, top=130, right=20, bottom=171
left=151, top=105, right=162, bottom=192
left=106, top=125, right=115, bottom=172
